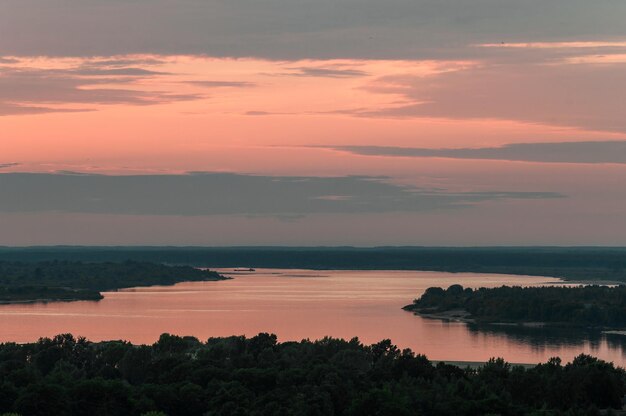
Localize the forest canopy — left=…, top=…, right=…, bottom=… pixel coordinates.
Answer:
left=1, top=246, right=625, bottom=282
left=0, top=261, right=226, bottom=303
left=0, top=333, right=623, bottom=415
left=405, top=285, right=626, bottom=328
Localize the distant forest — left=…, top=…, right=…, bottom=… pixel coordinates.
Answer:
left=1, top=246, right=625, bottom=282
left=0, top=261, right=226, bottom=303
left=405, top=285, right=626, bottom=328
left=0, top=333, right=623, bottom=415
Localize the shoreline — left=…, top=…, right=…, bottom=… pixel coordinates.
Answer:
left=603, top=330, right=626, bottom=337
left=0, top=275, right=230, bottom=306
left=407, top=309, right=626, bottom=332
left=407, top=309, right=476, bottom=324
left=433, top=360, right=536, bottom=369
left=562, top=279, right=625, bottom=286
left=0, top=296, right=103, bottom=305
left=216, top=267, right=625, bottom=286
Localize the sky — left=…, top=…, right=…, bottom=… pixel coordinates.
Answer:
left=1, top=0, right=626, bottom=246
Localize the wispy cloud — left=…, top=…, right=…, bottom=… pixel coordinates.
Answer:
left=0, top=163, right=20, bottom=169
left=0, top=102, right=91, bottom=116
left=68, top=66, right=168, bottom=76
left=184, top=80, right=256, bottom=88
left=476, top=41, right=626, bottom=49
left=89, top=57, right=168, bottom=67
left=325, top=141, right=626, bottom=164
left=0, top=58, right=202, bottom=115
left=0, top=172, right=563, bottom=217
left=355, top=61, right=626, bottom=133
left=285, top=67, right=368, bottom=78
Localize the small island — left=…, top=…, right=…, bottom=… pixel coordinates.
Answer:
left=404, top=284, right=626, bottom=329
left=0, top=261, right=228, bottom=304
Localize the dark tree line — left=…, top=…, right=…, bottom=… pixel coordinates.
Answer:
left=1, top=247, right=625, bottom=282
left=405, top=285, right=626, bottom=327
left=0, top=261, right=226, bottom=303
left=0, top=333, right=623, bottom=415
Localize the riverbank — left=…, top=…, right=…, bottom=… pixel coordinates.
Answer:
left=408, top=308, right=572, bottom=329
left=0, top=294, right=104, bottom=305
left=405, top=308, right=475, bottom=323
left=0, top=261, right=229, bottom=304
left=0, top=287, right=104, bottom=304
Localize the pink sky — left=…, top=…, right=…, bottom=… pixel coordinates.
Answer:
left=1, top=11, right=626, bottom=245
left=2, top=53, right=625, bottom=173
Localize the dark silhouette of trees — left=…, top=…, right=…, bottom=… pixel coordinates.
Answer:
left=2, top=246, right=625, bottom=282
left=0, top=334, right=623, bottom=415
left=405, top=285, right=626, bottom=328
left=0, top=261, right=226, bottom=303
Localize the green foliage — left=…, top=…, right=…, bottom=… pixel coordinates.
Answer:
left=0, top=261, right=226, bottom=303
left=406, top=285, right=626, bottom=327
left=0, top=334, right=623, bottom=415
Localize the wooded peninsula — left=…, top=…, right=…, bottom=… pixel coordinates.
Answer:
left=0, top=261, right=227, bottom=304
left=404, top=285, right=626, bottom=328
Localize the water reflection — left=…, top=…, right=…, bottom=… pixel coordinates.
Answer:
left=465, top=323, right=626, bottom=363
left=467, top=324, right=604, bottom=348
left=0, top=269, right=623, bottom=365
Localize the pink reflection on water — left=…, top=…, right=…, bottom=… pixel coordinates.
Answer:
left=0, top=269, right=623, bottom=365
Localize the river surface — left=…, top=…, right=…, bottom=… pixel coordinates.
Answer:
left=0, top=269, right=624, bottom=365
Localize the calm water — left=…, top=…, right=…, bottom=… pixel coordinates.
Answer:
left=0, top=269, right=624, bottom=365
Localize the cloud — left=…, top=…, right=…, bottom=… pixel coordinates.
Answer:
left=0, top=172, right=563, bottom=216
left=0, top=61, right=201, bottom=115
left=476, top=41, right=626, bottom=49
left=357, top=62, right=626, bottom=133
left=0, top=163, right=20, bottom=169
left=90, top=57, right=168, bottom=67
left=328, top=141, right=626, bottom=164
left=262, top=66, right=369, bottom=79
left=286, top=67, right=368, bottom=78
left=184, top=81, right=256, bottom=88
left=245, top=111, right=289, bottom=116
left=69, top=66, right=168, bottom=76
left=2, top=0, right=624, bottom=60
left=0, top=102, right=91, bottom=116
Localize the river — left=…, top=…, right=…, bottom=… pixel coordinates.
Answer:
left=0, top=269, right=624, bottom=365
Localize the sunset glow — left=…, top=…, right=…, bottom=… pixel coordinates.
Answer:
left=2, top=0, right=626, bottom=245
